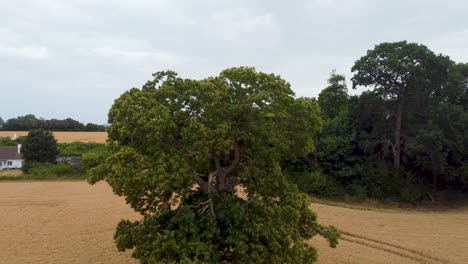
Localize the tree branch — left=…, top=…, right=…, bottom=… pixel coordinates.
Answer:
left=208, top=171, right=216, bottom=193
left=193, top=175, right=208, bottom=190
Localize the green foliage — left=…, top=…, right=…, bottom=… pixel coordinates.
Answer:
left=351, top=41, right=450, bottom=169
left=318, top=71, right=348, bottom=120
left=1, top=114, right=106, bottom=131
left=351, top=41, right=450, bottom=98
left=316, top=72, right=362, bottom=187
left=285, top=168, right=344, bottom=198
left=91, top=67, right=339, bottom=263
left=3, top=114, right=40, bottom=131
left=81, top=147, right=110, bottom=172
left=21, top=160, right=33, bottom=173
left=116, top=191, right=331, bottom=264
left=85, top=123, right=107, bottom=131
left=290, top=44, right=468, bottom=204
left=21, top=129, right=59, bottom=163
left=0, top=136, right=26, bottom=146
left=26, top=162, right=82, bottom=177
left=58, top=142, right=107, bottom=157
left=318, top=109, right=361, bottom=185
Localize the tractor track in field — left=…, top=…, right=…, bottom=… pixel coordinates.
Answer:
left=339, top=230, right=451, bottom=264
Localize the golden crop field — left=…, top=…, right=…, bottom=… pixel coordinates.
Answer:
left=0, top=131, right=108, bottom=143
left=0, top=181, right=466, bottom=264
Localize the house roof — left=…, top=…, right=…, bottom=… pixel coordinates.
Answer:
left=0, top=146, right=22, bottom=160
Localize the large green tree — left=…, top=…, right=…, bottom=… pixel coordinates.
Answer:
left=403, top=62, right=468, bottom=188
left=90, top=67, right=339, bottom=263
left=351, top=41, right=450, bottom=169
left=22, top=129, right=59, bottom=163
left=317, top=72, right=361, bottom=185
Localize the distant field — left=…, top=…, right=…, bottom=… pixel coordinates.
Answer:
left=0, top=131, right=107, bottom=143
left=0, top=181, right=466, bottom=264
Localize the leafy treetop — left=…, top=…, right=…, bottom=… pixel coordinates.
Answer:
left=351, top=41, right=450, bottom=168
left=90, top=67, right=338, bottom=263
left=318, top=70, right=348, bottom=120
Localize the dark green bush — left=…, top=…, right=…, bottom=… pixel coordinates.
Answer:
left=346, top=184, right=368, bottom=200
left=436, top=189, right=468, bottom=206
left=285, top=169, right=344, bottom=198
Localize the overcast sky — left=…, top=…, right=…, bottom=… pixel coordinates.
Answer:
left=1, top=0, right=467, bottom=124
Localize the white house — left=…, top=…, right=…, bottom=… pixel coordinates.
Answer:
left=0, top=145, right=23, bottom=170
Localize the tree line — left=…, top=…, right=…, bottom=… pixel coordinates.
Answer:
left=0, top=114, right=106, bottom=131
left=286, top=41, right=467, bottom=203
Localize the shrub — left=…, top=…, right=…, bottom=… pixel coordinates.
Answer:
left=58, top=142, right=107, bottom=157
left=286, top=169, right=344, bottom=198
left=346, top=184, right=368, bottom=200
left=436, top=189, right=468, bottom=206
left=0, top=136, right=26, bottom=146
left=26, top=162, right=82, bottom=178
left=81, top=152, right=104, bottom=172
left=22, top=129, right=59, bottom=163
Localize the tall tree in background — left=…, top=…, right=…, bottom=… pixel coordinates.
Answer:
left=22, top=129, right=59, bottom=163
left=0, top=116, right=4, bottom=129
left=351, top=41, right=449, bottom=169
left=404, top=61, right=468, bottom=187
left=317, top=72, right=359, bottom=184
left=318, top=71, right=348, bottom=120
left=444, top=63, right=468, bottom=109
left=89, top=67, right=338, bottom=263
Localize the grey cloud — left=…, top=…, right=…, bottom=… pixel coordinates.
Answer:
left=1, top=0, right=467, bottom=123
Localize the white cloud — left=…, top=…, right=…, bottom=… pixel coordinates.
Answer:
left=0, top=28, right=21, bottom=44
left=206, top=8, right=279, bottom=41
left=305, top=0, right=373, bottom=18
left=425, top=29, right=468, bottom=62
left=0, top=45, right=51, bottom=59
left=211, top=9, right=276, bottom=33
left=92, top=47, right=182, bottom=65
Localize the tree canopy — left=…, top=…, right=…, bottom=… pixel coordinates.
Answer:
left=90, top=67, right=338, bottom=263
left=289, top=41, right=467, bottom=203
left=351, top=41, right=450, bottom=168
left=22, top=129, right=59, bottom=163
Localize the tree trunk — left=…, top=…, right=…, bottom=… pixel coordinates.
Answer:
left=394, top=94, right=405, bottom=169
left=214, top=144, right=240, bottom=192
left=216, top=170, right=227, bottom=191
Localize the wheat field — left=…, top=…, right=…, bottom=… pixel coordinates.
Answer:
left=0, top=181, right=467, bottom=264
left=0, top=131, right=108, bottom=143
